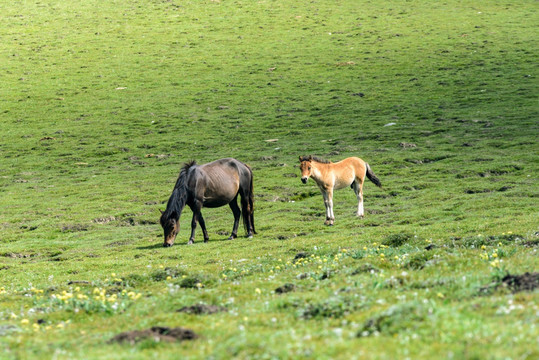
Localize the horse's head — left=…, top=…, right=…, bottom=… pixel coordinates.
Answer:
left=299, top=155, right=313, bottom=184
left=160, top=210, right=179, bottom=247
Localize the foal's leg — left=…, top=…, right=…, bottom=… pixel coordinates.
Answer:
left=228, top=196, right=241, bottom=240
left=352, top=180, right=365, bottom=217
left=327, top=188, right=335, bottom=225
left=321, top=189, right=331, bottom=225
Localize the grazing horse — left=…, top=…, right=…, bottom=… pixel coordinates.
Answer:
left=160, top=158, right=256, bottom=247
left=299, top=155, right=382, bottom=225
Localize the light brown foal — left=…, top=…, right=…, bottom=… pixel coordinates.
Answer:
left=299, top=155, right=382, bottom=225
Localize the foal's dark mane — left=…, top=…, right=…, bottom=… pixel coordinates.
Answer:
left=161, top=161, right=197, bottom=223
left=300, top=155, right=332, bottom=164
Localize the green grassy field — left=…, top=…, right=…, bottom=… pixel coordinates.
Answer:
left=1, top=0, right=538, bottom=359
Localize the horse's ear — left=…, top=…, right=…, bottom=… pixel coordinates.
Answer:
left=159, top=209, right=164, bottom=215
left=307, top=155, right=312, bottom=161
left=299, top=156, right=303, bottom=161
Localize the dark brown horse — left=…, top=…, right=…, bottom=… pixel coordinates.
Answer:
left=160, top=158, right=256, bottom=247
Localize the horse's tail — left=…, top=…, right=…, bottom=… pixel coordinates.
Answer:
left=241, top=165, right=256, bottom=235
left=366, top=163, right=382, bottom=188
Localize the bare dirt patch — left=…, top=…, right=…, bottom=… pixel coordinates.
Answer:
left=93, top=216, right=116, bottom=224
left=481, top=272, right=539, bottom=295
left=176, top=304, right=227, bottom=315
left=60, top=224, right=88, bottom=232
left=275, top=283, right=296, bottom=294
left=1, top=252, right=37, bottom=258
left=501, top=272, right=538, bottom=293
left=109, top=326, right=197, bottom=344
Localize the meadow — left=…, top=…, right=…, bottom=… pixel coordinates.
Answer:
left=0, top=0, right=538, bottom=359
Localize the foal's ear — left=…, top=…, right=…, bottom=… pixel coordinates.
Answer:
left=299, top=156, right=303, bottom=161
left=159, top=209, right=164, bottom=215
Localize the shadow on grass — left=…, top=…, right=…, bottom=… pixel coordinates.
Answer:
left=136, top=237, right=240, bottom=250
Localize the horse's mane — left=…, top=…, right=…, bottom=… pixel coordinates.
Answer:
left=173, top=160, right=196, bottom=189
left=161, top=161, right=197, bottom=223
left=300, top=155, right=332, bottom=164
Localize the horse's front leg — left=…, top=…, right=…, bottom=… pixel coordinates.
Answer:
left=189, top=202, right=209, bottom=244
left=197, top=211, right=209, bottom=243
left=327, top=188, right=335, bottom=225
left=321, top=189, right=331, bottom=226
left=188, top=211, right=197, bottom=244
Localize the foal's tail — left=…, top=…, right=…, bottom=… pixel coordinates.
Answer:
left=366, top=163, right=382, bottom=188
left=242, top=166, right=257, bottom=235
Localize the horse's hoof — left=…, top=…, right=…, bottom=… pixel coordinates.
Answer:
left=227, top=236, right=234, bottom=240
left=204, top=239, right=209, bottom=243
left=188, top=240, right=194, bottom=245
left=247, top=235, right=253, bottom=239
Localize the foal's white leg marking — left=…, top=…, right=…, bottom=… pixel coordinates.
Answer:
left=321, top=188, right=331, bottom=224
left=357, top=192, right=364, bottom=217
left=352, top=181, right=363, bottom=217
left=328, top=188, right=335, bottom=225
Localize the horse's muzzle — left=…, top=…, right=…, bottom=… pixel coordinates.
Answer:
left=301, top=177, right=308, bottom=184
left=163, top=242, right=173, bottom=248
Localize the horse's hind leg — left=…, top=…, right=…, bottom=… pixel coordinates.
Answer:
left=352, top=179, right=364, bottom=217
left=240, top=193, right=254, bottom=238
left=228, top=196, right=241, bottom=240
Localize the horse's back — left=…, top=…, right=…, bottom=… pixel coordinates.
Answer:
left=330, top=157, right=366, bottom=188
left=196, top=158, right=250, bottom=207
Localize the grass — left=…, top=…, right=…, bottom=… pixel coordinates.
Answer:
left=0, top=0, right=538, bottom=359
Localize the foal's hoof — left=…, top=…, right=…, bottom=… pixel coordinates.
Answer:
left=247, top=234, right=253, bottom=239
left=204, top=239, right=209, bottom=243
left=188, top=239, right=194, bottom=245
left=227, top=236, right=235, bottom=240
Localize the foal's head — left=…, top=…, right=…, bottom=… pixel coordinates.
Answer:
left=299, top=155, right=313, bottom=184
left=160, top=210, right=179, bottom=247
